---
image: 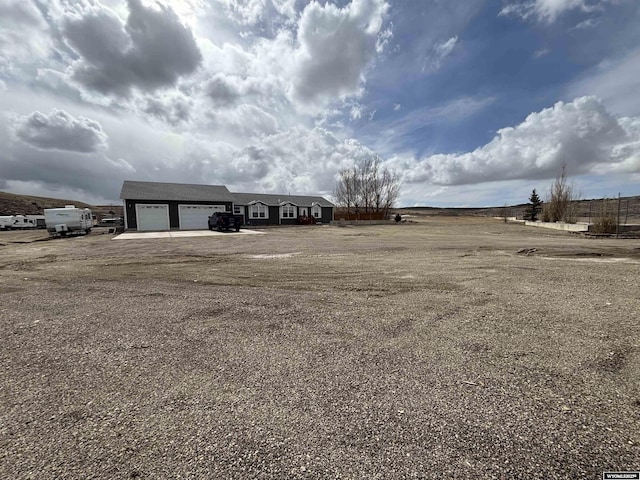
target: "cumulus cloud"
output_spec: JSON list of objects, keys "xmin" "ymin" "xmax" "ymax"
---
[
  {"xmin": 0, "ymin": 112, "xmax": 132, "ymax": 202},
  {"xmin": 117, "ymin": 125, "xmax": 381, "ymax": 198},
  {"xmin": 0, "ymin": 0, "xmax": 52, "ymax": 69},
  {"xmin": 291, "ymin": 0, "xmax": 389, "ymax": 105},
  {"xmin": 62, "ymin": 0, "xmax": 202, "ymax": 95},
  {"xmin": 142, "ymin": 91, "xmax": 193, "ymax": 125},
  {"xmin": 15, "ymin": 109, "xmax": 108, "ymax": 153},
  {"xmin": 216, "ymin": 0, "xmax": 298, "ymax": 26},
  {"xmin": 500, "ymin": 0, "xmax": 610, "ymax": 23},
  {"xmin": 204, "ymin": 73, "xmax": 244, "ymax": 106},
  {"xmin": 397, "ymin": 96, "xmax": 639, "ymax": 185},
  {"xmin": 206, "ymin": 104, "xmax": 280, "ymax": 139},
  {"xmin": 233, "ymin": 126, "xmax": 383, "ymax": 194}
]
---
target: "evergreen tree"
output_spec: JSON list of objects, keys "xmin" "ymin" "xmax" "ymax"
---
[{"xmin": 525, "ymin": 189, "xmax": 543, "ymax": 221}]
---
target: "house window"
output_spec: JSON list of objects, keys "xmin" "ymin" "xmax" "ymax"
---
[
  {"xmin": 234, "ymin": 206, "xmax": 242, "ymax": 215},
  {"xmin": 250, "ymin": 203, "xmax": 267, "ymax": 219},
  {"xmin": 281, "ymin": 204, "xmax": 296, "ymax": 218},
  {"xmin": 311, "ymin": 205, "xmax": 321, "ymax": 218}
]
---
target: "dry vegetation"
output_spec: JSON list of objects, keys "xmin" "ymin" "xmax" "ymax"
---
[
  {"xmin": 0, "ymin": 191, "xmax": 122, "ymax": 219},
  {"xmin": 397, "ymin": 195, "xmax": 640, "ymax": 224},
  {"xmin": 1, "ymin": 217, "xmax": 639, "ymax": 479}
]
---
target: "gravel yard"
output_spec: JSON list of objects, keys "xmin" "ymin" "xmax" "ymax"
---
[{"xmin": 1, "ymin": 217, "xmax": 639, "ymax": 479}]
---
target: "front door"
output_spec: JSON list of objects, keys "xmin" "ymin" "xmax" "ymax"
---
[{"xmin": 299, "ymin": 207, "xmax": 308, "ymax": 217}]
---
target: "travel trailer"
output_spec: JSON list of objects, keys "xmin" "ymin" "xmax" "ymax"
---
[
  {"xmin": 25, "ymin": 215, "xmax": 46, "ymax": 229},
  {"xmin": 0, "ymin": 216, "xmax": 14, "ymax": 230},
  {"xmin": 11, "ymin": 215, "xmax": 37, "ymax": 229},
  {"xmin": 44, "ymin": 206, "xmax": 93, "ymax": 236},
  {"xmin": 0, "ymin": 215, "xmax": 37, "ymax": 230}
]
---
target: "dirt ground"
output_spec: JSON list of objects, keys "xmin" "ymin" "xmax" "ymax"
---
[{"xmin": 1, "ymin": 217, "xmax": 639, "ymax": 479}]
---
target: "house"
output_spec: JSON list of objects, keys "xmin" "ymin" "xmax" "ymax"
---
[
  {"xmin": 120, "ymin": 181, "xmax": 334, "ymax": 231},
  {"xmin": 232, "ymin": 192, "xmax": 334, "ymax": 226}
]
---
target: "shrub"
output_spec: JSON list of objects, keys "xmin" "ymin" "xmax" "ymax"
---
[
  {"xmin": 592, "ymin": 199, "xmax": 617, "ymax": 234},
  {"xmin": 541, "ymin": 204, "xmax": 551, "ymax": 222}
]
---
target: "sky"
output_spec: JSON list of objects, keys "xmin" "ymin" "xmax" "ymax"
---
[{"xmin": 0, "ymin": 0, "xmax": 639, "ymax": 207}]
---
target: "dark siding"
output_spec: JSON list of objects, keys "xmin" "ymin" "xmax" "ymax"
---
[
  {"xmin": 280, "ymin": 218, "xmax": 297, "ymax": 225},
  {"xmin": 124, "ymin": 199, "xmax": 233, "ymax": 230},
  {"xmin": 169, "ymin": 203, "xmax": 179, "ymax": 229},
  {"xmin": 321, "ymin": 207, "xmax": 333, "ymax": 224},
  {"xmin": 246, "ymin": 219, "xmax": 270, "ymax": 226},
  {"xmin": 269, "ymin": 206, "xmax": 280, "ymax": 225}
]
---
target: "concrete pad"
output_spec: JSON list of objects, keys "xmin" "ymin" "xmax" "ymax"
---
[
  {"xmin": 524, "ymin": 221, "xmax": 589, "ymax": 232},
  {"xmin": 113, "ymin": 229, "xmax": 265, "ymax": 240}
]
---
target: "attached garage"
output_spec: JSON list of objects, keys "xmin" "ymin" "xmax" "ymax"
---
[
  {"xmin": 178, "ymin": 204, "xmax": 226, "ymax": 230},
  {"xmin": 136, "ymin": 204, "xmax": 169, "ymax": 231},
  {"xmin": 121, "ymin": 181, "xmax": 235, "ymax": 231}
]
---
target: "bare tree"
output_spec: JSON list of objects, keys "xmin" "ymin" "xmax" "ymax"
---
[
  {"xmin": 335, "ymin": 156, "xmax": 400, "ymax": 218},
  {"xmin": 546, "ymin": 163, "xmax": 579, "ymax": 223},
  {"xmin": 334, "ymin": 167, "xmax": 356, "ymax": 215}
]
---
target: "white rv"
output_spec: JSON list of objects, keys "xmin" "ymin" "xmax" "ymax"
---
[
  {"xmin": 10, "ymin": 215, "xmax": 37, "ymax": 229},
  {"xmin": 0, "ymin": 216, "xmax": 15, "ymax": 230},
  {"xmin": 25, "ymin": 215, "xmax": 46, "ymax": 229},
  {"xmin": 44, "ymin": 206, "xmax": 93, "ymax": 236}
]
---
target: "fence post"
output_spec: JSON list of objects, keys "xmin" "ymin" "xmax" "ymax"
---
[
  {"xmin": 616, "ymin": 193, "xmax": 621, "ymax": 236},
  {"xmin": 624, "ymin": 200, "xmax": 629, "ymax": 226}
]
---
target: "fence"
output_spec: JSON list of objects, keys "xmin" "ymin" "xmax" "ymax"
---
[{"xmin": 335, "ymin": 212, "xmax": 388, "ymax": 221}]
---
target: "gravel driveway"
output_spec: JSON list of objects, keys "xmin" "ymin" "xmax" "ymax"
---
[{"xmin": 1, "ymin": 218, "xmax": 639, "ymax": 479}]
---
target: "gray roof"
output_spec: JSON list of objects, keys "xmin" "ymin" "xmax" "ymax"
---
[
  {"xmin": 120, "ymin": 181, "xmax": 235, "ymax": 202},
  {"xmin": 232, "ymin": 192, "xmax": 334, "ymax": 207}
]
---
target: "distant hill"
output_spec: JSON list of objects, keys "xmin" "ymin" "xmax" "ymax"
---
[
  {"xmin": 0, "ymin": 191, "xmax": 123, "ymax": 219},
  {"xmin": 397, "ymin": 195, "xmax": 640, "ymax": 222}
]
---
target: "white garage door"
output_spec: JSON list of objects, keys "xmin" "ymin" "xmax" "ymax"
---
[
  {"xmin": 179, "ymin": 204, "xmax": 226, "ymax": 230},
  {"xmin": 136, "ymin": 204, "xmax": 170, "ymax": 231}
]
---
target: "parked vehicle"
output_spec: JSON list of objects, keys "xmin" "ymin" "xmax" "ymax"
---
[
  {"xmin": 0, "ymin": 215, "xmax": 37, "ymax": 230},
  {"xmin": 0, "ymin": 216, "xmax": 15, "ymax": 230},
  {"xmin": 44, "ymin": 206, "xmax": 93, "ymax": 236},
  {"xmin": 97, "ymin": 217, "xmax": 123, "ymax": 227},
  {"xmin": 25, "ymin": 215, "xmax": 46, "ymax": 229},
  {"xmin": 11, "ymin": 215, "xmax": 37, "ymax": 229},
  {"xmin": 208, "ymin": 212, "xmax": 243, "ymax": 232}
]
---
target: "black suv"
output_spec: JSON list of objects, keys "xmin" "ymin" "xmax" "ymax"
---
[{"xmin": 208, "ymin": 212, "xmax": 243, "ymax": 232}]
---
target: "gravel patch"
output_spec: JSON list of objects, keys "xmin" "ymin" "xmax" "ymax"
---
[{"xmin": 1, "ymin": 217, "xmax": 639, "ymax": 479}]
